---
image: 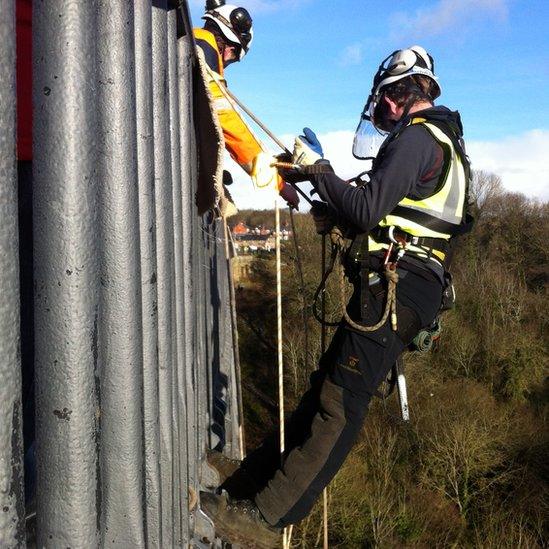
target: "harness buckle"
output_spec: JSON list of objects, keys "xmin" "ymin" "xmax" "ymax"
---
[{"xmin": 386, "ymin": 226, "xmax": 408, "ymax": 264}]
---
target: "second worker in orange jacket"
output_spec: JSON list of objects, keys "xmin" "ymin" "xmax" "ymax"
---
[{"xmin": 194, "ymin": 2, "xmax": 299, "ymax": 208}]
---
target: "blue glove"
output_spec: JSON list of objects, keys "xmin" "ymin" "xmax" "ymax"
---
[
  {"xmin": 293, "ymin": 127, "xmax": 324, "ymax": 166},
  {"xmin": 300, "ymin": 128, "xmax": 323, "ymax": 157}
]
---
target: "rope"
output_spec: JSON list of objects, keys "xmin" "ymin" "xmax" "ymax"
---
[
  {"xmin": 275, "ymin": 201, "xmax": 291, "ymax": 549},
  {"xmin": 340, "ymin": 262, "xmax": 399, "ymax": 332},
  {"xmin": 289, "ymin": 207, "xmax": 310, "ymax": 374},
  {"xmin": 323, "ymin": 489, "xmax": 329, "ymax": 549}
]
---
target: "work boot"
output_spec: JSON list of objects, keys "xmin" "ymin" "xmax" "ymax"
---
[
  {"xmin": 206, "ymin": 450, "xmax": 241, "ymax": 484},
  {"xmin": 200, "ymin": 491, "xmax": 281, "ymax": 549}
]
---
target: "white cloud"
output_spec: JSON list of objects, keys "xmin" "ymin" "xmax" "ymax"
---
[
  {"xmin": 339, "ymin": 44, "xmax": 364, "ymax": 67},
  {"xmin": 226, "ymin": 128, "xmax": 548, "ymax": 211},
  {"xmin": 468, "ymin": 130, "xmax": 549, "ymax": 200},
  {"xmin": 390, "ymin": 0, "xmax": 508, "ymax": 40}
]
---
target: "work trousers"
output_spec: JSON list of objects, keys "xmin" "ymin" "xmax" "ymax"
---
[{"xmin": 225, "ymin": 265, "xmax": 443, "ymax": 527}]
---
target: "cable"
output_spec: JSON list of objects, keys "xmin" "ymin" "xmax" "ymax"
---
[
  {"xmin": 275, "ymin": 202, "xmax": 291, "ymax": 549},
  {"xmin": 288, "ymin": 207, "xmax": 310, "ymax": 374}
]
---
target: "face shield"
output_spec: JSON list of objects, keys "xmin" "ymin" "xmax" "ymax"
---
[
  {"xmin": 352, "ymin": 101, "xmax": 386, "ymax": 160},
  {"xmin": 353, "ymin": 46, "xmax": 440, "ymax": 159}
]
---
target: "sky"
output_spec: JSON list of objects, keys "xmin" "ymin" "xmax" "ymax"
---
[{"xmin": 189, "ymin": 0, "xmax": 549, "ymax": 209}]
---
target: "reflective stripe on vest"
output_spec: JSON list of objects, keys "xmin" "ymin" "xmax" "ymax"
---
[{"xmin": 369, "ymin": 119, "xmax": 468, "ymax": 261}]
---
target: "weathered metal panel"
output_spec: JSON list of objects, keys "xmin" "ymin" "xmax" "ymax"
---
[
  {"xmin": 33, "ymin": 1, "xmax": 101, "ymax": 546},
  {"xmin": 216, "ymin": 230, "xmax": 241, "ymax": 459},
  {"xmin": 167, "ymin": 7, "xmax": 186, "ymax": 543},
  {"xmin": 95, "ymin": 2, "xmax": 145, "ymax": 545},
  {"xmin": 16, "ymin": 1, "xmax": 244, "ymax": 545},
  {"xmin": 177, "ymin": 29, "xmax": 200, "ymax": 511},
  {"xmin": 134, "ymin": 1, "xmax": 161, "ymax": 546},
  {"xmin": 0, "ymin": 1, "xmax": 25, "ymax": 546},
  {"xmin": 152, "ymin": 3, "xmax": 176, "ymax": 545}
]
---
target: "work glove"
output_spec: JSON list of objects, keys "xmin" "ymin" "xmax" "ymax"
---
[
  {"xmin": 273, "ymin": 152, "xmax": 310, "ymax": 184},
  {"xmin": 251, "ymin": 151, "xmax": 279, "ymax": 190},
  {"xmin": 310, "ymin": 200, "xmax": 335, "ymax": 235},
  {"xmin": 279, "ymin": 181, "xmax": 300, "ymax": 210},
  {"xmin": 293, "ymin": 127, "xmax": 323, "ymax": 167}
]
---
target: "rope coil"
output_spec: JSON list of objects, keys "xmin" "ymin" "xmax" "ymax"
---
[
  {"xmin": 312, "ymin": 227, "xmax": 401, "ymax": 333},
  {"xmin": 340, "ymin": 263, "xmax": 399, "ymax": 332}
]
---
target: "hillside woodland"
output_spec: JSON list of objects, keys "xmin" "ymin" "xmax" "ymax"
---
[{"xmin": 233, "ymin": 172, "xmax": 548, "ymax": 548}]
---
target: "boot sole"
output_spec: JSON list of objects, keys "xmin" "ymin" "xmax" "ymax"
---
[{"xmin": 213, "ymin": 515, "xmax": 280, "ymax": 549}]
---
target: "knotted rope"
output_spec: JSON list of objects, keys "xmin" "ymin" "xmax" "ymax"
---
[{"xmin": 340, "ymin": 262, "xmax": 399, "ymax": 333}]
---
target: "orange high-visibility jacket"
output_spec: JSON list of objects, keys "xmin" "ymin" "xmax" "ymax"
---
[{"xmin": 194, "ymin": 28, "xmax": 263, "ymax": 176}]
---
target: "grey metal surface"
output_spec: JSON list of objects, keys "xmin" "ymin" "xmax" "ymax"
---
[
  {"xmin": 33, "ymin": 1, "xmax": 101, "ymax": 546},
  {"xmin": 217, "ymin": 225, "xmax": 242, "ymax": 459},
  {"xmin": 7, "ymin": 1, "xmax": 245, "ymax": 546},
  {"xmin": 177, "ymin": 30, "xmax": 200, "ymax": 514},
  {"xmin": 134, "ymin": 1, "xmax": 161, "ymax": 546},
  {"xmin": 95, "ymin": 2, "xmax": 145, "ymax": 545},
  {"xmin": 152, "ymin": 3, "xmax": 177, "ymax": 546},
  {"xmin": 0, "ymin": 1, "xmax": 25, "ymax": 546},
  {"xmin": 167, "ymin": 8, "xmax": 186, "ymax": 543}
]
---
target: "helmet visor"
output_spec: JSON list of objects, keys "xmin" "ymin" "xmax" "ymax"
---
[{"xmin": 352, "ymin": 107, "xmax": 386, "ymax": 160}]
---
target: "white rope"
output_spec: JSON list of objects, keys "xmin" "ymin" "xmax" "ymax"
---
[
  {"xmin": 323, "ymin": 489, "xmax": 329, "ymax": 548},
  {"xmin": 275, "ymin": 201, "xmax": 290, "ymax": 549}
]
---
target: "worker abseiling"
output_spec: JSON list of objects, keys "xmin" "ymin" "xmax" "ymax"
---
[
  {"xmin": 200, "ymin": 45, "xmax": 473, "ymax": 548},
  {"xmin": 194, "ymin": 1, "xmax": 298, "ymax": 207}
]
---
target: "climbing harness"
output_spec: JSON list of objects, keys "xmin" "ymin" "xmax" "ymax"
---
[{"xmin": 311, "ymin": 225, "xmax": 409, "ymax": 335}]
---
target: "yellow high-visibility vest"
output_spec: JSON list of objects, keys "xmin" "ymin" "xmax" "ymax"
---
[{"xmin": 369, "ymin": 117, "xmax": 469, "ymax": 263}]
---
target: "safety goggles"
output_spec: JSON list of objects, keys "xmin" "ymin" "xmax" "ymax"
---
[{"xmin": 230, "ymin": 7, "xmax": 252, "ymax": 45}]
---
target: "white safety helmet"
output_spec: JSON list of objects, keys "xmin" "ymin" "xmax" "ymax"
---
[
  {"xmin": 202, "ymin": 4, "xmax": 254, "ymax": 60},
  {"xmin": 352, "ymin": 46, "xmax": 441, "ymax": 158},
  {"xmin": 371, "ymin": 46, "xmax": 440, "ymax": 101}
]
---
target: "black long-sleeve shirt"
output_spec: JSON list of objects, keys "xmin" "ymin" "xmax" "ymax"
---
[
  {"xmin": 312, "ymin": 106, "xmax": 464, "ymax": 281},
  {"xmin": 313, "ymin": 108, "xmax": 459, "ymax": 232}
]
